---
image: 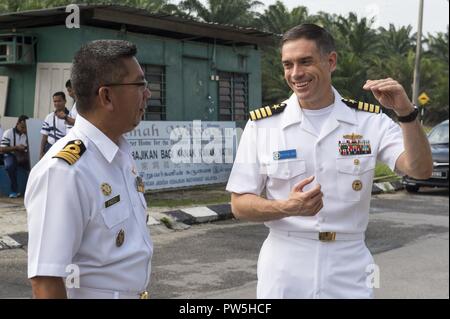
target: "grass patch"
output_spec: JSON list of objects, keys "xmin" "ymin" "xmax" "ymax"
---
[
  {"xmin": 159, "ymin": 216, "xmax": 173, "ymax": 229},
  {"xmin": 145, "ymin": 184, "xmax": 230, "ymax": 207},
  {"xmin": 374, "ymin": 162, "xmax": 401, "ymax": 182},
  {"xmin": 375, "ymin": 162, "xmax": 394, "ymax": 178}
]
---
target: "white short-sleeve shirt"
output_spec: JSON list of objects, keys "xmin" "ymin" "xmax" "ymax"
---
[
  {"xmin": 40, "ymin": 111, "xmax": 67, "ymax": 145},
  {"xmin": 226, "ymin": 87, "xmax": 405, "ymax": 233},
  {"xmin": 26, "ymin": 114, "xmax": 153, "ymax": 293}
]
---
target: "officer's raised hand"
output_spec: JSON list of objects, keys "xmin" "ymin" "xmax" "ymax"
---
[
  {"xmin": 363, "ymin": 78, "xmax": 414, "ymax": 116},
  {"xmin": 283, "ymin": 176, "xmax": 323, "ymax": 216}
]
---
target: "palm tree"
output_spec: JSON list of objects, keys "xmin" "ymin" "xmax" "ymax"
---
[
  {"xmin": 254, "ymin": 1, "xmax": 311, "ymax": 35},
  {"xmin": 425, "ymin": 26, "xmax": 449, "ymax": 63},
  {"xmin": 178, "ymin": 0, "xmax": 263, "ymax": 26},
  {"xmin": 335, "ymin": 12, "xmax": 379, "ymax": 54},
  {"xmin": 0, "ymin": 0, "xmax": 179, "ymax": 14},
  {"xmin": 260, "ymin": 46, "xmax": 291, "ymax": 105},
  {"xmin": 422, "ymin": 26, "xmax": 449, "ymax": 124},
  {"xmin": 378, "ymin": 24, "xmax": 415, "ymax": 57},
  {"xmin": 333, "ymin": 51, "xmax": 371, "ymax": 100},
  {"xmin": 0, "ymin": 0, "xmax": 46, "ymax": 12}
]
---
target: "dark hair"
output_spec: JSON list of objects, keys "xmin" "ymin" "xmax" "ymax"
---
[
  {"xmin": 65, "ymin": 79, "xmax": 71, "ymax": 88},
  {"xmin": 281, "ymin": 24, "xmax": 336, "ymax": 55},
  {"xmin": 17, "ymin": 115, "xmax": 29, "ymax": 123},
  {"xmin": 53, "ymin": 91, "xmax": 66, "ymax": 101},
  {"xmin": 70, "ymin": 40, "xmax": 138, "ymax": 114}
]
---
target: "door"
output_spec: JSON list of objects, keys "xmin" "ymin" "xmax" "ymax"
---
[
  {"xmin": 182, "ymin": 57, "xmax": 209, "ymax": 120},
  {"xmin": 33, "ymin": 63, "xmax": 72, "ymax": 119}
]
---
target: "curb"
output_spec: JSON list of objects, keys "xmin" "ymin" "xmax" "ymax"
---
[
  {"xmin": 152, "ymin": 181, "xmax": 405, "ymax": 226},
  {"xmin": 372, "ymin": 180, "xmax": 404, "ymax": 194},
  {"xmin": 149, "ymin": 203, "xmax": 233, "ymax": 227},
  {"xmin": 0, "ymin": 235, "xmax": 23, "ymax": 250}
]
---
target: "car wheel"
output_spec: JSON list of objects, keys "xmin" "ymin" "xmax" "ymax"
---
[{"xmin": 406, "ymin": 185, "xmax": 420, "ymax": 193}]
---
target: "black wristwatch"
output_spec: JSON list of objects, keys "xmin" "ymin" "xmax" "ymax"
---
[{"xmin": 397, "ymin": 107, "xmax": 419, "ymax": 123}]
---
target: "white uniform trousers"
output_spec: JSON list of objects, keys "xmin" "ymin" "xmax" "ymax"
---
[{"xmin": 257, "ymin": 229, "xmax": 375, "ymax": 299}]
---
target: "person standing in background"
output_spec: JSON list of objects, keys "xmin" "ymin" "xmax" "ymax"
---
[
  {"xmin": 0, "ymin": 115, "xmax": 30, "ymax": 198},
  {"xmin": 39, "ymin": 91, "xmax": 69, "ymax": 158}
]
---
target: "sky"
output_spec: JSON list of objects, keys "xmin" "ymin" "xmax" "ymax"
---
[{"xmin": 174, "ymin": 0, "xmax": 449, "ymax": 35}]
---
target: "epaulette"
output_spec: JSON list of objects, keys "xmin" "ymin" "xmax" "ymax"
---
[
  {"xmin": 249, "ymin": 103, "xmax": 287, "ymax": 121},
  {"xmin": 52, "ymin": 139, "xmax": 86, "ymax": 165},
  {"xmin": 341, "ymin": 98, "xmax": 382, "ymax": 114}
]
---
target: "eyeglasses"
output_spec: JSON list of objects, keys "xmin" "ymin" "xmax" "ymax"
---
[{"xmin": 96, "ymin": 79, "xmax": 149, "ymax": 94}]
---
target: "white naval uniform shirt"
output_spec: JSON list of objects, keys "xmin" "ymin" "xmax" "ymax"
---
[
  {"xmin": 26, "ymin": 114, "xmax": 153, "ymax": 294},
  {"xmin": 40, "ymin": 111, "xmax": 67, "ymax": 145},
  {"xmin": 226, "ymin": 87, "xmax": 405, "ymax": 234}
]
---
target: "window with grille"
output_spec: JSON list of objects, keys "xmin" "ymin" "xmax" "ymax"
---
[
  {"xmin": 142, "ymin": 64, "xmax": 166, "ymax": 120},
  {"xmin": 218, "ymin": 72, "xmax": 248, "ymax": 121}
]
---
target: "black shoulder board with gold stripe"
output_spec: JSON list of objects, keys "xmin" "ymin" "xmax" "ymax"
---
[
  {"xmin": 341, "ymin": 98, "xmax": 382, "ymax": 114},
  {"xmin": 249, "ymin": 103, "xmax": 287, "ymax": 121},
  {"xmin": 52, "ymin": 139, "xmax": 86, "ymax": 165}
]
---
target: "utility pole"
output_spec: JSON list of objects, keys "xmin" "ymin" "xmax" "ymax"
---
[{"xmin": 412, "ymin": 0, "xmax": 424, "ymax": 123}]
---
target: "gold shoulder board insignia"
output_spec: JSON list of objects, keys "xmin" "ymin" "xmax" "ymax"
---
[
  {"xmin": 249, "ymin": 103, "xmax": 287, "ymax": 121},
  {"xmin": 341, "ymin": 98, "xmax": 382, "ymax": 114},
  {"xmin": 52, "ymin": 139, "xmax": 86, "ymax": 165}
]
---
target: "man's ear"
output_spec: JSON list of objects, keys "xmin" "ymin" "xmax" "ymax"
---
[
  {"xmin": 329, "ymin": 51, "xmax": 337, "ymax": 73},
  {"xmin": 98, "ymin": 87, "xmax": 114, "ymax": 112}
]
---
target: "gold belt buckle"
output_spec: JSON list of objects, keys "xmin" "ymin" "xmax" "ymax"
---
[
  {"xmin": 139, "ymin": 291, "xmax": 149, "ymax": 299},
  {"xmin": 319, "ymin": 232, "xmax": 336, "ymax": 242}
]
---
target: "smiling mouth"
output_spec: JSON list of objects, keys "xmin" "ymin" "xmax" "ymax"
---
[{"xmin": 293, "ymin": 80, "xmax": 312, "ymax": 89}]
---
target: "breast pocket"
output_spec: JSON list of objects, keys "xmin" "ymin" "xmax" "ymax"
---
[
  {"xmin": 336, "ymin": 156, "xmax": 376, "ymax": 201},
  {"xmin": 100, "ymin": 200, "xmax": 130, "ymax": 229},
  {"xmin": 266, "ymin": 160, "xmax": 307, "ymax": 198}
]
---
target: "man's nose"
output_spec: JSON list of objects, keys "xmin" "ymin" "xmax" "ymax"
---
[
  {"xmin": 292, "ymin": 64, "xmax": 305, "ymax": 78},
  {"xmin": 144, "ymin": 87, "xmax": 151, "ymax": 100}
]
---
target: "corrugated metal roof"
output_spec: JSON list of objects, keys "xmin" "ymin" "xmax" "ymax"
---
[{"xmin": 0, "ymin": 4, "xmax": 279, "ymax": 46}]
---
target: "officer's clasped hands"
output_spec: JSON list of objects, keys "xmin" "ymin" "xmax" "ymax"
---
[{"xmin": 283, "ymin": 176, "xmax": 324, "ymax": 216}]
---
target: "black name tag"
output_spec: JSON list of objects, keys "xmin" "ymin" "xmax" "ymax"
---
[{"xmin": 104, "ymin": 195, "xmax": 120, "ymax": 208}]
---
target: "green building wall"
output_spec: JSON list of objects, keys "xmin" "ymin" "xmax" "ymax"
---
[{"xmin": 0, "ymin": 25, "xmax": 262, "ymax": 121}]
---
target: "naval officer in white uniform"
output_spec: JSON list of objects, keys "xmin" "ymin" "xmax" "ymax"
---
[
  {"xmin": 226, "ymin": 24, "xmax": 433, "ymax": 299},
  {"xmin": 26, "ymin": 40, "xmax": 152, "ymax": 299}
]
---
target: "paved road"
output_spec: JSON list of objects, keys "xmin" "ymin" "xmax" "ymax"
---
[{"xmin": 0, "ymin": 188, "xmax": 448, "ymax": 299}]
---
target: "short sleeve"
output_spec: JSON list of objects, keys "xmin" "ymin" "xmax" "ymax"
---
[
  {"xmin": 40, "ymin": 114, "xmax": 51, "ymax": 136},
  {"xmin": 376, "ymin": 114, "xmax": 405, "ymax": 172},
  {"xmin": 25, "ymin": 165, "xmax": 90, "ymax": 278},
  {"xmin": 1, "ymin": 129, "xmax": 11, "ymax": 147},
  {"xmin": 226, "ymin": 120, "xmax": 266, "ymax": 195}
]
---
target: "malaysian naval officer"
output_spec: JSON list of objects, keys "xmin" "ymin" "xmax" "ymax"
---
[
  {"xmin": 226, "ymin": 24, "xmax": 433, "ymax": 298},
  {"xmin": 25, "ymin": 40, "xmax": 152, "ymax": 299}
]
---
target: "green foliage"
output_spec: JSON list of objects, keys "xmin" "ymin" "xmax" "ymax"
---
[
  {"xmin": 0, "ymin": 0, "xmax": 180, "ymax": 14},
  {"xmin": 375, "ymin": 163, "xmax": 395, "ymax": 178},
  {"xmin": 178, "ymin": 0, "xmax": 263, "ymax": 26}
]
